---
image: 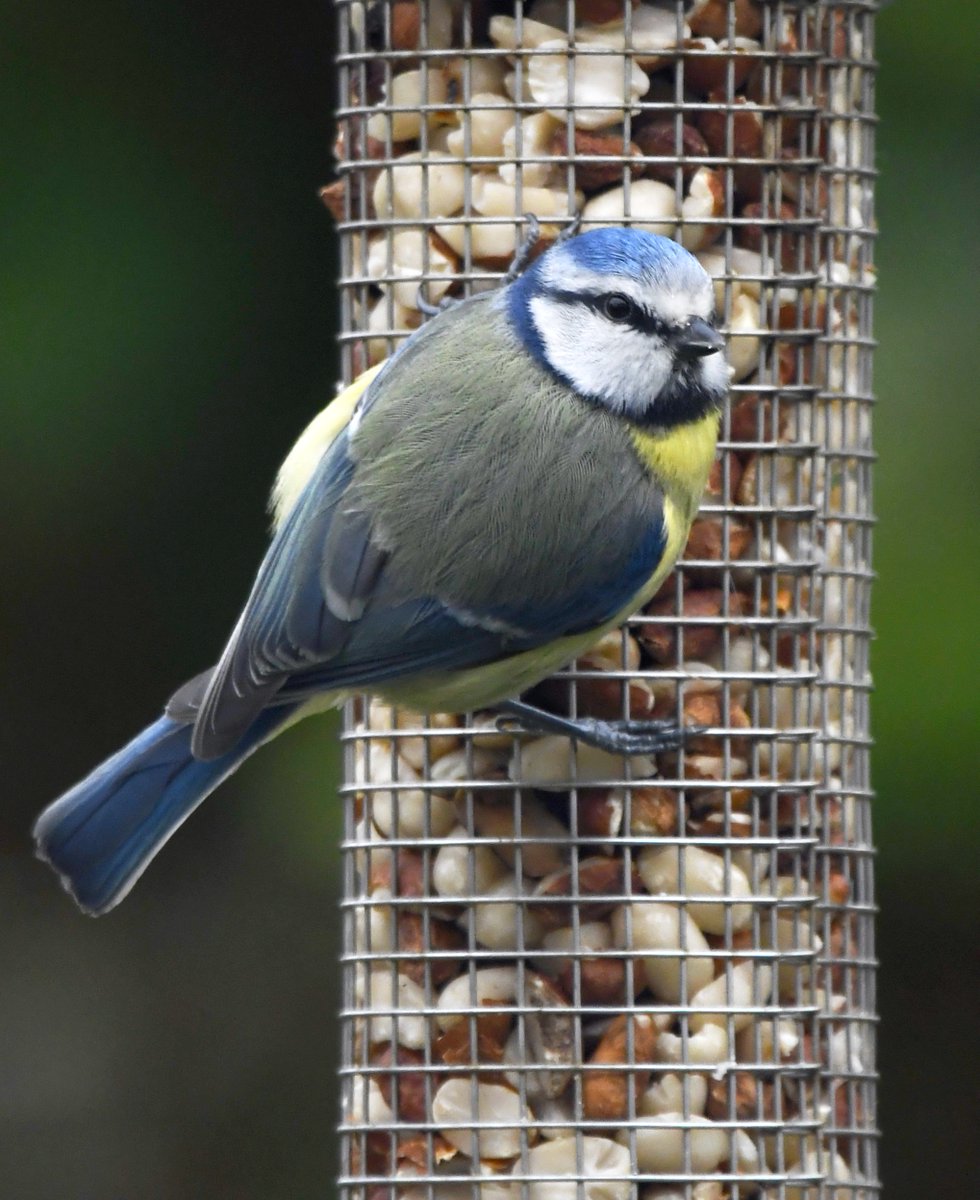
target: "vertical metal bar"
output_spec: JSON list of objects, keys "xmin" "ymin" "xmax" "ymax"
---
[{"xmin": 332, "ymin": 3, "xmax": 879, "ymax": 1197}]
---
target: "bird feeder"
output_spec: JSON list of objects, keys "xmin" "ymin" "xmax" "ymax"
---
[{"xmin": 330, "ymin": 1, "xmax": 878, "ymax": 1196}]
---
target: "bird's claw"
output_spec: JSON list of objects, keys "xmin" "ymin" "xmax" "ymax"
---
[{"xmin": 495, "ymin": 700, "xmax": 703, "ymax": 757}]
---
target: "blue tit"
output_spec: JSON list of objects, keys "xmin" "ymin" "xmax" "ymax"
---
[{"xmin": 34, "ymin": 226, "xmax": 729, "ymax": 914}]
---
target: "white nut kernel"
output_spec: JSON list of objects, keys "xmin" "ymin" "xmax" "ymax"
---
[
  {"xmin": 728, "ymin": 290, "xmax": 762, "ymax": 382},
  {"xmin": 528, "ymin": 40, "xmax": 650, "ymax": 130},
  {"xmin": 639, "ymin": 1072, "xmax": 708, "ymax": 1117},
  {"xmin": 582, "ymin": 179, "xmax": 678, "ymax": 235},
  {"xmin": 353, "ymin": 888, "xmax": 394, "ymax": 955},
  {"xmin": 366, "ymin": 67, "xmax": 450, "ymax": 143},
  {"xmin": 500, "ymin": 111, "xmax": 562, "ymax": 186},
  {"xmin": 357, "ymin": 970, "xmax": 428, "ymax": 1049},
  {"xmin": 655, "ymin": 1023, "xmax": 730, "ymax": 1067},
  {"xmin": 736, "ymin": 1017, "xmax": 802, "ymax": 1063},
  {"xmin": 358, "ymin": 739, "xmax": 457, "ymax": 839},
  {"xmin": 345, "ymin": 1073, "xmax": 394, "ymax": 1124},
  {"xmin": 637, "ymin": 845, "xmax": 752, "ymax": 934},
  {"xmin": 431, "ymin": 1078, "xmax": 530, "ymax": 1160},
  {"xmin": 471, "ymin": 174, "xmax": 580, "ymax": 219},
  {"xmin": 364, "ymin": 294, "xmax": 420, "ymax": 364},
  {"xmin": 489, "ymin": 15, "xmax": 568, "ymax": 50},
  {"xmin": 515, "ymin": 1135, "xmax": 632, "ymax": 1200},
  {"xmin": 366, "ymin": 231, "xmax": 457, "ymax": 312},
  {"xmin": 472, "ymin": 876, "xmax": 546, "ymax": 951},
  {"xmin": 432, "ymin": 827, "xmax": 508, "ymax": 899},
  {"xmin": 444, "ymin": 55, "xmax": 510, "ymax": 98},
  {"xmin": 435, "ymin": 218, "xmax": 532, "ymax": 262},
  {"xmin": 437, "ymin": 966, "xmax": 517, "ymax": 1030},
  {"xmin": 689, "ymin": 961, "xmax": 774, "ymax": 1033},
  {"xmin": 514, "ymin": 735, "xmax": 655, "ymax": 789},
  {"xmin": 471, "ymin": 794, "xmax": 569, "ymax": 877},
  {"xmin": 611, "ymin": 901, "xmax": 714, "ymax": 1001},
  {"xmin": 579, "ymin": 5, "xmax": 690, "ymax": 63},
  {"xmin": 446, "ymin": 93, "xmax": 514, "ymax": 158},
  {"xmin": 536, "ymin": 920, "xmax": 613, "ymax": 976},
  {"xmin": 679, "ymin": 166, "xmax": 724, "ymax": 251},
  {"xmin": 619, "ymin": 1113, "xmax": 728, "ymax": 1174},
  {"xmin": 372, "ymin": 152, "xmax": 466, "ymax": 220}
]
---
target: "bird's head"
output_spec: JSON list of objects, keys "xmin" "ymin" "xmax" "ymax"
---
[{"xmin": 503, "ymin": 227, "xmax": 729, "ymax": 427}]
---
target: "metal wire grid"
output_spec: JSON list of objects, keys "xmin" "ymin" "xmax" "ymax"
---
[{"xmin": 331, "ymin": 2, "xmax": 878, "ymax": 1197}]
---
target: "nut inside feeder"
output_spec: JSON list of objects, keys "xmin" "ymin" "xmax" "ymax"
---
[{"xmin": 334, "ymin": 1, "xmax": 878, "ymax": 1197}]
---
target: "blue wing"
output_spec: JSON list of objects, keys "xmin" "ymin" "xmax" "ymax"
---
[{"xmin": 188, "ymin": 419, "xmax": 667, "ymax": 759}]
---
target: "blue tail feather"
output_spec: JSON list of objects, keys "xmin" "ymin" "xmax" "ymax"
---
[{"xmin": 34, "ymin": 706, "xmax": 294, "ymax": 915}]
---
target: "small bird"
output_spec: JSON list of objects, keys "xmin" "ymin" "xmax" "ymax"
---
[{"xmin": 34, "ymin": 225, "xmax": 728, "ymax": 914}]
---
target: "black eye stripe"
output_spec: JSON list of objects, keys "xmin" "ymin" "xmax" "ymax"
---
[{"xmin": 548, "ymin": 288, "xmax": 673, "ymax": 339}]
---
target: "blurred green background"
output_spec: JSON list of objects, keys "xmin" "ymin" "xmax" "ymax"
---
[{"xmin": 1, "ymin": 2, "xmax": 976, "ymax": 1196}]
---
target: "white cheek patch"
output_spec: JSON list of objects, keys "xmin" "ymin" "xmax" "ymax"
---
[
  {"xmin": 530, "ymin": 296, "xmax": 672, "ymax": 418},
  {"xmin": 701, "ymin": 347, "xmax": 732, "ymax": 394}
]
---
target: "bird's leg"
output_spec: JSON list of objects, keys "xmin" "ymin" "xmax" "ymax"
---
[
  {"xmin": 416, "ymin": 284, "xmax": 461, "ymax": 316},
  {"xmin": 503, "ymin": 213, "xmax": 585, "ymax": 285},
  {"xmin": 495, "ymin": 698, "xmax": 698, "ymax": 757},
  {"xmin": 502, "ymin": 214, "xmax": 542, "ymax": 284},
  {"xmin": 554, "ymin": 210, "xmax": 584, "ymax": 245}
]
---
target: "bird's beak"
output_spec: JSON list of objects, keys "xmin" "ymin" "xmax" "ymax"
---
[{"xmin": 675, "ymin": 317, "xmax": 725, "ymax": 360}]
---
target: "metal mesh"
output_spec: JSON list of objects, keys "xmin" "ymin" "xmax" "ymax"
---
[{"xmin": 331, "ymin": 2, "xmax": 878, "ymax": 1196}]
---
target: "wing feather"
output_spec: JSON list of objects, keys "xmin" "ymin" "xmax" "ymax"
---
[{"xmin": 191, "ymin": 296, "xmax": 669, "ymax": 759}]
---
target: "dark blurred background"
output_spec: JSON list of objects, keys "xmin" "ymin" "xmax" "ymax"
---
[{"xmin": 1, "ymin": 2, "xmax": 976, "ymax": 1197}]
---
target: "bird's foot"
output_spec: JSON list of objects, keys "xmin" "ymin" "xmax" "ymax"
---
[
  {"xmin": 495, "ymin": 699, "xmax": 698, "ymax": 757},
  {"xmin": 502, "ymin": 211, "xmax": 583, "ymax": 284},
  {"xmin": 416, "ymin": 286, "xmax": 461, "ymax": 317}
]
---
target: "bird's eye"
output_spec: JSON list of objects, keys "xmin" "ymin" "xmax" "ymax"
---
[{"xmin": 602, "ymin": 293, "xmax": 635, "ymax": 323}]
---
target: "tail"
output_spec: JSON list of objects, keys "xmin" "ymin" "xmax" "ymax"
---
[{"xmin": 34, "ymin": 705, "xmax": 295, "ymax": 915}]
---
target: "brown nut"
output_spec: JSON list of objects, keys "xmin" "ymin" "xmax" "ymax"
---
[
  {"xmin": 390, "ymin": 0, "xmax": 421, "ymax": 50},
  {"xmin": 550, "ymin": 127, "xmax": 643, "ymax": 193},
  {"xmin": 633, "ymin": 119, "xmax": 709, "ymax": 185},
  {"xmin": 689, "ymin": 0, "xmax": 763, "ymax": 40},
  {"xmin": 682, "ymin": 693, "xmax": 752, "ymax": 755},
  {"xmin": 369, "ymin": 848, "xmax": 426, "ymax": 899},
  {"xmin": 534, "ymin": 857, "xmax": 640, "ymax": 929},
  {"xmin": 534, "ymin": 671, "xmax": 655, "ymax": 723},
  {"xmin": 435, "ymin": 1004, "xmax": 511, "ymax": 1066},
  {"xmin": 575, "ymin": 788, "xmax": 625, "ymax": 841},
  {"xmin": 350, "ymin": 1132, "xmax": 392, "ymax": 1178},
  {"xmin": 682, "ymin": 38, "xmax": 760, "ymax": 95},
  {"xmin": 397, "ymin": 1133, "xmax": 458, "ymax": 1168},
  {"xmin": 705, "ymin": 453, "xmax": 744, "ymax": 504},
  {"xmin": 827, "ymin": 870, "xmax": 851, "ymax": 906},
  {"xmin": 706, "ymin": 1071, "xmax": 768, "ymax": 1121},
  {"xmin": 575, "ymin": 0, "xmax": 639, "ymax": 22},
  {"xmin": 371, "ymin": 1043, "xmax": 429, "ymax": 1123},
  {"xmin": 699, "ymin": 92, "xmax": 764, "ymax": 163},
  {"xmin": 319, "ymin": 180, "xmax": 346, "ymax": 221},
  {"xmin": 705, "ymin": 926, "xmax": 756, "ymax": 972},
  {"xmin": 629, "ymin": 786, "xmax": 680, "ymax": 835},
  {"xmin": 558, "ymin": 956, "xmax": 631, "ymax": 1007},
  {"xmin": 396, "ymin": 912, "xmax": 467, "ymax": 987},
  {"xmin": 582, "ymin": 1012, "xmax": 658, "ymax": 1121},
  {"xmin": 682, "ymin": 517, "xmax": 753, "ymax": 575},
  {"xmin": 729, "ymin": 392, "xmax": 781, "ymax": 449},
  {"xmin": 639, "ymin": 588, "xmax": 748, "ymax": 664}
]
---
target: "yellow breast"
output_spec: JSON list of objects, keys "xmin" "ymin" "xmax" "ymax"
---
[{"xmin": 628, "ymin": 411, "xmax": 719, "ymax": 528}]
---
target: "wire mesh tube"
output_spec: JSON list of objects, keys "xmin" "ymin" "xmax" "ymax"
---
[{"xmin": 332, "ymin": 2, "xmax": 878, "ymax": 1196}]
